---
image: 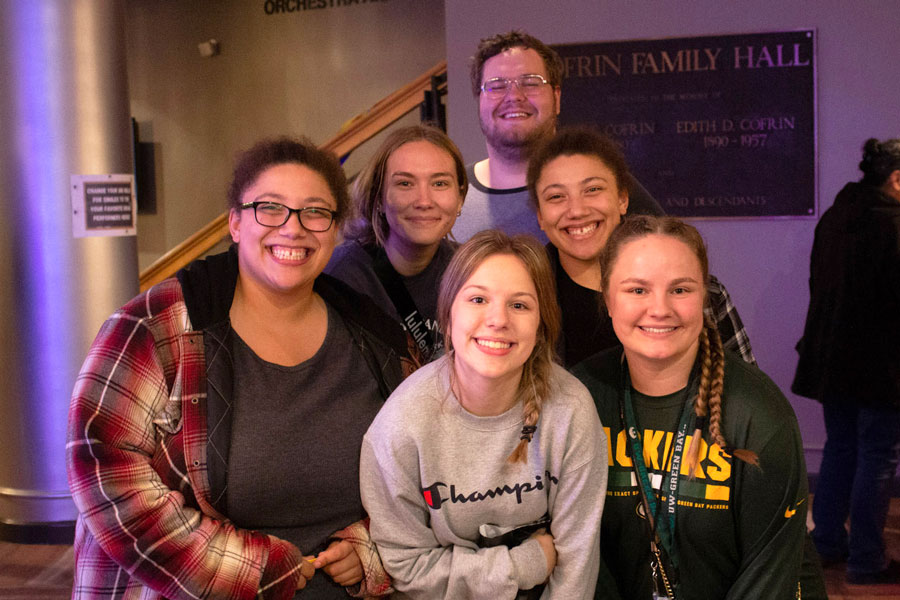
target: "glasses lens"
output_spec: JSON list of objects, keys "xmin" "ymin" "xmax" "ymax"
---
[
  {"xmin": 300, "ymin": 207, "xmax": 333, "ymax": 232},
  {"xmin": 255, "ymin": 202, "xmax": 289, "ymax": 226},
  {"xmin": 519, "ymin": 75, "xmax": 546, "ymax": 94},
  {"xmin": 483, "ymin": 78, "xmax": 510, "ymax": 95}
]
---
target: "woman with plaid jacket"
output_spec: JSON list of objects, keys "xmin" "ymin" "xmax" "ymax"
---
[{"xmin": 67, "ymin": 138, "xmax": 415, "ymax": 599}]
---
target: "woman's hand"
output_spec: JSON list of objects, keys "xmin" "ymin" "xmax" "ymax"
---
[
  {"xmin": 314, "ymin": 540, "xmax": 364, "ymax": 586},
  {"xmin": 296, "ymin": 557, "xmax": 316, "ymax": 590},
  {"xmin": 531, "ymin": 529, "xmax": 557, "ymax": 579}
]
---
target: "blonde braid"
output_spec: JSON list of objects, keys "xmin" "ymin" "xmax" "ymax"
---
[
  {"xmin": 705, "ymin": 322, "xmax": 728, "ymax": 451},
  {"xmin": 598, "ymin": 216, "xmax": 762, "ymax": 474},
  {"xmin": 685, "ymin": 326, "xmax": 712, "ymax": 477},
  {"xmin": 701, "ymin": 319, "xmax": 759, "ymax": 467},
  {"xmin": 507, "ymin": 355, "xmax": 550, "ymax": 464}
]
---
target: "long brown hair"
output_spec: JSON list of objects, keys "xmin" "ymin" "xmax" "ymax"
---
[
  {"xmin": 344, "ymin": 124, "xmax": 467, "ymax": 246},
  {"xmin": 600, "ymin": 215, "xmax": 759, "ymax": 475},
  {"xmin": 437, "ymin": 230, "xmax": 560, "ymax": 463}
]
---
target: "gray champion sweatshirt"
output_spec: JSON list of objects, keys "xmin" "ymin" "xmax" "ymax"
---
[{"xmin": 361, "ymin": 357, "xmax": 608, "ymax": 599}]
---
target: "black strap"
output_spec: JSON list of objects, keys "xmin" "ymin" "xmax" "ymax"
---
[{"xmin": 367, "ymin": 244, "xmax": 437, "ymax": 361}]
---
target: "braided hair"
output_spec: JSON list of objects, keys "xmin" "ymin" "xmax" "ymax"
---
[
  {"xmin": 600, "ymin": 215, "xmax": 759, "ymax": 475},
  {"xmin": 436, "ymin": 230, "xmax": 561, "ymax": 464}
]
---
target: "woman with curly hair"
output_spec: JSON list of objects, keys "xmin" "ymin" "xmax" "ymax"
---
[{"xmin": 67, "ymin": 137, "xmax": 413, "ymax": 599}]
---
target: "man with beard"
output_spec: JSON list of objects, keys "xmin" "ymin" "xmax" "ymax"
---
[{"xmin": 453, "ymin": 30, "xmax": 664, "ymax": 243}]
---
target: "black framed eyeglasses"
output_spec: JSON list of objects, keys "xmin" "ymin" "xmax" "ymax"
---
[
  {"xmin": 240, "ymin": 201, "xmax": 336, "ymax": 232},
  {"xmin": 480, "ymin": 74, "xmax": 551, "ymax": 97}
]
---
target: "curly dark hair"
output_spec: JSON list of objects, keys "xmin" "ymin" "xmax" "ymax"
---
[
  {"xmin": 859, "ymin": 137, "xmax": 900, "ymax": 187},
  {"xmin": 227, "ymin": 137, "xmax": 350, "ymax": 226},
  {"xmin": 526, "ymin": 126, "xmax": 631, "ymax": 211},
  {"xmin": 470, "ymin": 30, "xmax": 564, "ymax": 97}
]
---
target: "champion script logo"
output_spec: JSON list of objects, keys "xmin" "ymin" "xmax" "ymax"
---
[{"xmin": 421, "ymin": 472, "xmax": 559, "ymax": 510}]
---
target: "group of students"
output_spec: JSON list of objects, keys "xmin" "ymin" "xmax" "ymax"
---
[{"xmin": 66, "ymin": 119, "xmax": 817, "ymax": 600}]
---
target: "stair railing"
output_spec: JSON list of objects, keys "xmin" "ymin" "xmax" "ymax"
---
[{"xmin": 138, "ymin": 60, "xmax": 447, "ymax": 291}]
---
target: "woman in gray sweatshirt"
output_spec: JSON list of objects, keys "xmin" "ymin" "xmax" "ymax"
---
[{"xmin": 361, "ymin": 230, "xmax": 608, "ymax": 599}]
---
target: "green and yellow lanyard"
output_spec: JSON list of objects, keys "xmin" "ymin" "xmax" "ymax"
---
[{"xmin": 619, "ymin": 359, "xmax": 700, "ymax": 600}]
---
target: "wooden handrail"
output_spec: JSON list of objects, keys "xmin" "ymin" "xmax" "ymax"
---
[
  {"xmin": 321, "ymin": 60, "xmax": 447, "ymax": 158},
  {"xmin": 139, "ymin": 60, "xmax": 447, "ymax": 291},
  {"xmin": 137, "ymin": 213, "xmax": 230, "ymax": 291}
]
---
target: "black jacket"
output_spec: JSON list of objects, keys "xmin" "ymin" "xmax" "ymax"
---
[
  {"xmin": 792, "ymin": 182, "xmax": 900, "ymax": 405},
  {"xmin": 177, "ymin": 245, "xmax": 416, "ymax": 514}
]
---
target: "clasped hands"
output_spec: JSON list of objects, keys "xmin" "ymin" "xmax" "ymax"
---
[{"xmin": 297, "ymin": 539, "xmax": 362, "ymax": 591}]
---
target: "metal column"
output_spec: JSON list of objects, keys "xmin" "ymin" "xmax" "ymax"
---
[{"xmin": 0, "ymin": 0, "xmax": 138, "ymax": 542}]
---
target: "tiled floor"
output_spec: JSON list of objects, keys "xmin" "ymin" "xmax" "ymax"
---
[{"xmin": 1, "ymin": 497, "xmax": 898, "ymax": 599}]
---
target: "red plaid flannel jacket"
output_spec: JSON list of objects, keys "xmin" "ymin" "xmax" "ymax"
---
[{"xmin": 67, "ymin": 275, "xmax": 403, "ymax": 599}]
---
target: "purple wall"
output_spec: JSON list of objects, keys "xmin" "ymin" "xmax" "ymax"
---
[{"xmin": 444, "ymin": 0, "xmax": 900, "ymax": 473}]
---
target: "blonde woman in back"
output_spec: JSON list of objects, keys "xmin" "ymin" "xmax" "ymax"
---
[{"xmin": 326, "ymin": 124, "xmax": 467, "ymax": 361}]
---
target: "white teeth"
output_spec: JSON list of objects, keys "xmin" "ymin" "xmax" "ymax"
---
[
  {"xmin": 502, "ymin": 112, "xmax": 528, "ymax": 118},
  {"xmin": 567, "ymin": 223, "xmax": 598, "ymax": 236},
  {"xmin": 270, "ymin": 247, "xmax": 308, "ymax": 261},
  {"xmin": 476, "ymin": 339, "xmax": 512, "ymax": 349},
  {"xmin": 641, "ymin": 327, "xmax": 675, "ymax": 333}
]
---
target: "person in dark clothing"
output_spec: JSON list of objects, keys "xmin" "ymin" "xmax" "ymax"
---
[
  {"xmin": 793, "ymin": 137, "xmax": 900, "ymax": 585},
  {"xmin": 327, "ymin": 124, "xmax": 467, "ymax": 361}
]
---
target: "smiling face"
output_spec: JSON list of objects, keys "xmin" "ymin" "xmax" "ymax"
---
[
  {"xmin": 478, "ymin": 47, "xmax": 560, "ymax": 157},
  {"xmin": 450, "ymin": 253, "xmax": 540, "ymax": 395},
  {"xmin": 383, "ymin": 140, "xmax": 463, "ymax": 254},
  {"xmin": 229, "ymin": 162, "xmax": 338, "ymax": 297},
  {"xmin": 536, "ymin": 153, "xmax": 629, "ymax": 265},
  {"xmin": 605, "ymin": 234, "xmax": 705, "ymax": 374}
]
